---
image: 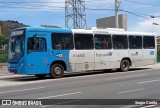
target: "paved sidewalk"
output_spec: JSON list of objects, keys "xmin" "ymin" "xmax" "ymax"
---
[
  {"xmin": 135, "ymin": 63, "xmax": 160, "ymax": 69},
  {"xmin": 0, "ymin": 63, "xmax": 9, "ymax": 75}
]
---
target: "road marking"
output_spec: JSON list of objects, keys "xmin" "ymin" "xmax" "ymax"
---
[
  {"xmin": 41, "ymin": 105, "xmax": 54, "ymax": 108},
  {"xmin": 0, "ymin": 87, "xmax": 45, "ymax": 94},
  {"xmin": 137, "ymin": 79, "xmax": 160, "ymax": 84},
  {"xmin": 37, "ymin": 92, "xmax": 82, "ymax": 99},
  {"xmin": 0, "ymin": 73, "xmax": 148, "ymax": 88},
  {"xmin": 140, "ymin": 105, "xmax": 157, "ymax": 108},
  {"xmin": 107, "ymin": 74, "xmax": 148, "ymax": 81},
  {"xmin": 117, "ymin": 88, "xmax": 145, "ymax": 94},
  {"xmin": 120, "ymin": 105, "xmax": 140, "ymax": 108}
]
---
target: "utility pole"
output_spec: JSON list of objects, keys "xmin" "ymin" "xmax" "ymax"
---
[{"xmin": 115, "ymin": 0, "xmax": 119, "ymax": 28}]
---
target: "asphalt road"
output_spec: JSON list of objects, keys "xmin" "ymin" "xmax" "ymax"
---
[{"xmin": 0, "ymin": 68, "xmax": 160, "ymax": 108}]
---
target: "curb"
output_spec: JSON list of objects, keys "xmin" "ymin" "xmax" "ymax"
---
[{"xmin": 0, "ymin": 63, "xmax": 8, "ymax": 66}]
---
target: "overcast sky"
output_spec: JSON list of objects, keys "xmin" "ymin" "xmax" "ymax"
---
[{"xmin": 1, "ymin": 0, "xmax": 160, "ymax": 35}]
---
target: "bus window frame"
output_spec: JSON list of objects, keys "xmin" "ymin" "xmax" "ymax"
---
[
  {"xmin": 51, "ymin": 33, "xmax": 74, "ymax": 50},
  {"xmin": 27, "ymin": 37, "xmax": 47, "ymax": 54},
  {"xmin": 129, "ymin": 35, "xmax": 142, "ymax": 49},
  {"xmin": 112, "ymin": 35, "xmax": 128, "ymax": 49},
  {"xmin": 143, "ymin": 36, "xmax": 155, "ymax": 49},
  {"xmin": 94, "ymin": 34, "xmax": 112, "ymax": 50},
  {"xmin": 74, "ymin": 33, "xmax": 94, "ymax": 50}
]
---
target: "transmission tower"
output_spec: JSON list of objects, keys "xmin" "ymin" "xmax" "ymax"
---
[{"xmin": 65, "ymin": 0, "xmax": 87, "ymax": 29}]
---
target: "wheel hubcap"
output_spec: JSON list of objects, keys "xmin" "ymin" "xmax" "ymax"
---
[
  {"xmin": 54, "ymin": 67, "xmax": 61, "ymax": 75},
  {"xmin": 123, "ymin": 63, "xmax": 127, "ymax": 68}
]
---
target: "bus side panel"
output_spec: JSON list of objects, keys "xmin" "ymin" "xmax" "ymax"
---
[
  {"xmin": 111, "ymin": 50, "xmax": 129, "ymax": 69},
  {"xmin": 69, "ymin": 50, "xmax": 95, "ymax": 72},
  {"xmin": 129, "ymin": 49, "xmax": 143, "ymax": 67},
  {"xmin": 49, "ymin": 50, "xmax": 73, "ymax": 72},
  {"xmin": 94, "ymin": 50, "xmax": 112, "ymax": 70},
  {"xmin": 142, "ymin": 49, "xmax": 156, "ymax": 65}
]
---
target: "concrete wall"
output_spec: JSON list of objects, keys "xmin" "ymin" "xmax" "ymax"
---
[
  {"xmin": 0, "ymin": 63, "xmax": 8, "ymax": 74},
  {"xmin": 96, "ymin": 14, "xmax": 127, "ymax": 31}
]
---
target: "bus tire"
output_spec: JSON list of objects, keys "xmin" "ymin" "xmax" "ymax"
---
[
  {"xmin": 35, "ymin": 74, "xmax": 46, "ymax": 79},
  {"xmin": 51, "ymin": 64, "xmax": 64, "ymax": 79},
  {"xmin": 120, "ymin": 59, "xmax": 130, "ymax": 72}
]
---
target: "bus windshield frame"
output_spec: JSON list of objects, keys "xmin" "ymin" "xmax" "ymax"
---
[{"xmin": 8, "ymin": 29, "xmax": 25, "ymax": 62}]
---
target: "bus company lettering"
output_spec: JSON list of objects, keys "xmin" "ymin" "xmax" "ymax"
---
[
  {"xmin": 73, "ymin": 54, "xmax": 85, "ymax": 57},
  {"xmin": 37, "ymin": 34, "xmax": 47, "ymax": 36},
  {"xmin": 96, "ymin": 52, "xmax": 112, "ymax": 57}
]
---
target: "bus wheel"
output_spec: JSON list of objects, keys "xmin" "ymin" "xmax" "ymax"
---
[
  {"xmin": 51, "ymin": 64, "xmax": 64, "ymax": 78},
  {"xmin": 120, "ymin": 59, "xmax": 130, "ymax": 72},
  {"xmin": 35, "ymin": 74, "xmax": 46, "ymax": 79}
]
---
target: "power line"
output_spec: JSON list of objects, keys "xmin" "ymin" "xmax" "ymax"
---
[
  {"xmin": 0, "ymin": 1, "xmax": 64, "ymax": 4},
  {"xmin": 0, "ymin": 2, "xmax": 116, "ymax": 12},
  {"xmin": 86, "ymin": 8, "xmax": 115, "ymax": 11},
  {"xmin": 0, "ymin": 0, "xmax": 106, "ymax": 4},
  {"xmin": 121, "ymin": 9, "xmax": 160, "ymax": 26},
  {"xmin": 120, "ymin": 10, "xmax": 160, "ymax": 18},
  {"xmin": 0, "ymin": 0, "xmax": 113, "ymax": 12},
  {"xmin": 124, "ymin": 0, "xmax": 160, "ymax": 7}
]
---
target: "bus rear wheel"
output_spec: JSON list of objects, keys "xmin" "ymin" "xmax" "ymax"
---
[
  {"xmin": 120, "ymin": 59, "xmax": 130, "ymax": 72},
  {"xmin": 51, "ymin": 64, "xmax": 64, "ymax": 79}
]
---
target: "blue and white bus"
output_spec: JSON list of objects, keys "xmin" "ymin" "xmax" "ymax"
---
[{"xmin": 8, "ymin": 27, "xmax": 157, "ymax": 78}]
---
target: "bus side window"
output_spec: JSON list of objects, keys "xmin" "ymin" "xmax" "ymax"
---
[
  {"xmin": 33, "ymin": 38, "xmax": 39, "ymax": 50},
  {"xmin": 52, "ymin": 33, "xmax": 73, "ymax": 50},
  {"xmin": 94, "ymin": 34, "xmax": 112, "ymax": 49},
  {"xmin": 95, "ymin": 43, "xmax": 101, "ymax": 49},
  {"xmin": 39, "ymin": 39, "xmax": 47, "ymax": 50},
  {"xmin": 27, "ymin": 38, "xmax": 47, "ymax": 53},
  {"xmin": 113, "ymin": 35, "xmax": 128, "ymax": 49},
  {"xmin": 74, "ymin": 34, "xmax": 93, "ymax": 50},
  {"xmin": 143, "ymin": 36, "xmax": 155, "ymax": 49},
  {"xmin": 27, "ymin": 38, "xmax": 34, "ymax": 53}
]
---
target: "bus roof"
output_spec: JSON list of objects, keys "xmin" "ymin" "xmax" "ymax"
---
[
  {"xmin": 14, "ymin": 27, "xmax": 156, "ymax": 36},
  {"xmin": 16, "ymin": 27, "xmax": 72, "ymax": 33},
  {"xmin": 72, "ymin": 28, "xmax": 156, "ymax": 36}
]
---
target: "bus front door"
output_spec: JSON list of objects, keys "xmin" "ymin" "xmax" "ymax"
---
[{"xmin": 27, "ymin": 37, "xmax": 49, "ymax": 75}]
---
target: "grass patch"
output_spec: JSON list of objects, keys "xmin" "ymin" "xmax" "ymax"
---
[{"xmin": 157, "ymin": 56, "xmax": 160, "ymax": 62}]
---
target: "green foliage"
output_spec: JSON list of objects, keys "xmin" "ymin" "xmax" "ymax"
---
[
  {"xmin": 0, "ymin": 20, "xmax": 28, "ymax": 63},
  {"xmin": 157, "ymin": 45, "xmax": 160, "ymax": 62},
  {"xmin": 0, "ymin": 50, "xmax": 8, "ymax": 63},
  {"xmin": 0, "ymin": 36, "xmax": 8, "ymax": 63}
]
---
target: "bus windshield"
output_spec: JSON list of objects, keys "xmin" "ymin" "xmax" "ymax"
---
[{"xmin": 8, "ymin": 30, "xmax": 25, "ymax": 60}]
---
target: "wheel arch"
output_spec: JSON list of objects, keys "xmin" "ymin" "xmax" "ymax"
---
[
  {"xmin": 121, "ymin": 57, "xmax": 132, "ymax": 67},
  {"xmin": 50, "ymin": 60, "xmax": 67, "ymax": 72}
]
